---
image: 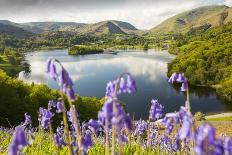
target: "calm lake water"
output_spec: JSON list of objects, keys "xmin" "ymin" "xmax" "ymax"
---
[{"xmin": 19, "ymin": 49, "xmax": 232, "ymax": 119}]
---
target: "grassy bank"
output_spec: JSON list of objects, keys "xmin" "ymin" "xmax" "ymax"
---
[{"xmin": 0, "ymin": 55, "xmax": 24, "ymax": 76}]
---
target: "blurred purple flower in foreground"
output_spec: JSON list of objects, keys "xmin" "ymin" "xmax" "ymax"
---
[
  {"xmin": 46, "ymin": 58, "xmax": 76, "ymax": 101},
  {"xmin": 9, "ymin": 127, "xmax": 28, "ymax": 155},
  {"xmin": 168, "ymin": 72, "xmax": 188, "ymax": 91},
  {"xmin": 194, "ymin": 123, "xmax": 224, "ymax": 155}
]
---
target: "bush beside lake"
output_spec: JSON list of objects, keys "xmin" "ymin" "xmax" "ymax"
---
[
  {"xmin": 68, "ymin": 45, "xmax": 104, "ymax": 55},
  {"xmin": 0, "ymin": 70, "xmax": 104, "ymax": 127}
]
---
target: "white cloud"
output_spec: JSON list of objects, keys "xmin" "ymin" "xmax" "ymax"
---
[{"xmin": 0, "ymin": 0, "xmax": 229, "ymax": 29}]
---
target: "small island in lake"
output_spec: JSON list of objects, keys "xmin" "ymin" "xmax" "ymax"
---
[{"xmin": 68, "ymin": 45, "xmax": 104, "ymax": 55}]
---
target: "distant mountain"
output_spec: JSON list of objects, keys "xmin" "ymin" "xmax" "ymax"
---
[
  {"xmin": 0, "ymin": 20, "xmax": 139, "ymax": 35},
  {"xmin": 0, "ymin": 22, "xmax": 33, "ymax": 38},
  {"xmin": 150, "ymin": 5, "xmax": 232, "ymax": 33},
  {"xmin": 20, "ymin": 22, "xmax": 86, "ymax": 33},
  {"xmin": 76, "ymin": 21, "xmax": 130, "ymax": 35}
]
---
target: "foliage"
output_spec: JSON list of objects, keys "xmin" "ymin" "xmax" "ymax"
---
[
  {"xmin": 68, "ymin": 45, "xmax": 104, "ymax": 55},
  {"xmin": 168, "ymin": 24, "xmax": 232, "ymax": 103},
  {"xmin": 194, "ymin": 112, "xmax": 206, "ymax": 121},
  {"xmin": 0, "ymin": 70, "xmax": 103, "ymax": 127}
]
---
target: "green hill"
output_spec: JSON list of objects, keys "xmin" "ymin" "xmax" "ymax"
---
[
  {"xmin": 150, "ymin": 5, "xmax": 232, "ymax": 33},
  {"xmin": 0, "ymin": 20, "xmax": 139, "ymax": 35},
  {"xmin": 168, "ymin": 24, "xmax": 232, "ymax": 103},
  {"xmin": 0, "ymin": 23, "xmax": 33, "ymax": 38}
]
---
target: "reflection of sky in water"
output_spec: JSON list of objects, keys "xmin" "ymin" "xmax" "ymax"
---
[{"xmin": 18, "ymin": 49, "xmax": 232, "ymax": 119}]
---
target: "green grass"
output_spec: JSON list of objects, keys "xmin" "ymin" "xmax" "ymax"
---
[
  {"xmin": 206, "ymin": 117, "xmax": 232, "ymax": 121},
  {"xmin": 0, "ymin": 55, "xmax": 23, "ymax": 76}
]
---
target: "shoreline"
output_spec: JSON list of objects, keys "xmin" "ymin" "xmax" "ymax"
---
[{"xmin": 206, "ymin": 112, "xmax": 232, "ymax": 119}]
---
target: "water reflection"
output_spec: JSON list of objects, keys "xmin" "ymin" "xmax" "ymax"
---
[{"xmin": 18, "ymin": 49, "xmax": 232, "ymax": 119}]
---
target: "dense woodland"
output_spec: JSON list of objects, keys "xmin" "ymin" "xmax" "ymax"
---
[
  {"xmin": 0, "ymin": 71, "xmax": 104, "ymax": 127},
  {"xmin": 168, "ymin": 24, "xmax": 232, "ymax": 102}
]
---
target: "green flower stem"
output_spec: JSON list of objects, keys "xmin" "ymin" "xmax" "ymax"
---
[
  {"xmin": 111, "ymin": 79, "xmax": 119, "ymax": 154},
  {"xmin": 49, "ymin": 124, "xmax": 54, "ymax": 153},
  {"xmin": 61, "ymin": 91, "xmax": 73, "ymax": 155},
  {"xmin": 69, "ymin": 102, "xmax": 82, "ymax": 154},
  {"xmin": 105, "ymin": 119, "xmax": 110, "ymax": 155},
  {"xmin": 147, "ymin": 119, "xmax": 151, "ymax": 154},
  {"xmin": 186, "ymin": 87, "xmax": 191, "ymax": 113}
]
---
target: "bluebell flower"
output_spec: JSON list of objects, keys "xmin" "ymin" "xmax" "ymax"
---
[
  {"xmin": 224, "ymin": 137, "xmax": 232, "ymax": 155},
  {"xmin": 39, "ymin": 108, "xmax": 53, "ymax": 129},
  {"xmin": 98, "ymin": 101, "xmax": 113, "ymax": 126},
  {"xmin": 194, "ymin": 123, "xmax": 224, "ymax": 155},
  {"xmin": 168, "ymin": 72, "xmax": 188, "ymax": 92},
  {"xmin": 48, "ymin": 100, "xmax": 56, "ymax": 110},
  {"xmin": 22, "ymin": 113, "xmax": 32, "ymax": 130},
  {"xmin": 126, "ymin": 74, "xmax": 136, "ymax": 93},
  {"xmin": 9, "ymin": 127, "xmax": 28, "ymax": 155},
  {"xmin": 88, "ymin": 119, "xmax": 101, "ymax": 135},
  {"xmin": 149, "ymin": 99, "xmax": 164, "ymax": 121},
  {"xmin": 81, "ymin": 130, "xmax": 92, "ymax": 153},
  {"xmin": 56, "ymin": 101, "xmax": 63, "ymax": 113},
  {"xmin": 46, "ymin": 59, "xmax": 57, "ymax": 80}
]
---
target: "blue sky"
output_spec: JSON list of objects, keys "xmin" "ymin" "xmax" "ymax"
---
[{"xmin": 0, "ymin": 0, "xmax": 231, "ymax": 29}]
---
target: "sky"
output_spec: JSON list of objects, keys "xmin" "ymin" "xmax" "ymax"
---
[{"xmin": 0, "ymin": 0, "xmax": 231, "ymax": 29}]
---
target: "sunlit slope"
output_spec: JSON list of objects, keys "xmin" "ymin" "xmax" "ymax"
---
[{"xmin": 150, "ymin": 5, "xmax": 231, "ymax": 33}]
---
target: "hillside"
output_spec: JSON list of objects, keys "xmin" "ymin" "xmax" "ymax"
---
[
  {"xmin": 0, "ymin": 23, "xmax": 33, "ymax": 38},
  {"xmin": 0, "ymin": 20, "xmax": 139, "ymax": 35},
  {"xmin": 150, "ymin": 5, "xmax": 232, "ymax": 33},
  {"xmin": 168, "ymin": 24, "xmax": 232, "ymax": 102},
  {"xmin": 20, "ymin": 22, "xmax": 86, "ymax": 33},
  {"xmin": 76, "ymin": 21, "xmax": 127, "ymax": 35}
]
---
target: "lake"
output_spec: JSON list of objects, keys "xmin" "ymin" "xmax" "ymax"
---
[{"xmin": 18, "ymin": 49, "xmax": 232, "ymax": 119}]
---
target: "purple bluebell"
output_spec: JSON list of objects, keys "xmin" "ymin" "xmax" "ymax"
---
[
  {"xmin": 181, "ymin": 82, "xmax": 188, "ymax": 92},
  {"xmin": 67, "ymin": 106, "xmax": 79, "ymax": 130},
  {"xmin": 105, "ymin": 81, "xmax": 115, "ymax": 98},
  {"xmin": 56, "ymin": 101, "xmax": 63, "ymax": 113},
  {"xmin": 136, "ymin": 119, "xmax": 148, "ymax": 135},
  {"xmin": 160, "ymin": 135, "xmax": 172, "ymax": 152},
  {"xmin": 149, "ymin": 99, "xmax": 164, "ymax": 121},
  {"xmin": 8, "ymin": 127, "xmax": 28, "ymax": 155},
  {"xmin": 178, "ymin": 115, "xmax": 192, "ymax": 140},
  {"xmin": 224, "ymin": 137, "xmax": 232, "ymax": 155},
  {"xmin": 118, "ymin": 77, "xmax": 127, "ymax": 94},
  {"xmin": 81, "ymin": 130, "xmax": 92, "ymax": 152},
  {"xmin": 46, "ymin": 59, "xmax": 57, "ymax": 80},
  {"xmin": 67, "ymin": 87, "xmax": 75, "ymax": 101},
  {"xmin": 176, "ymin": 73, "xmax": 187, "ymax": 83},
  {"xmin": 111, "ymin": 102, "xmax": 126, "ymax": 131},
  {"xmin": 126, "ymin": 74, "xmax": 136, "ymax": 93},
  {"xmin": 194, "ymin": 123, "xmax": 224, "ymax": 155},
  {"xmin": 168, "ymin": 72, "xmax": 188, "ymax": 92},
  {"xmin": 48, "ymin": 100, "xmax": 56, "ymax": 110},
  {"xmin": 98, "ymin": 101, "xmax": 113, "ymax": 126},
  {"xmin": 39, "ymin": 108, "xmax": 53, "ymax": 129},
  {"xmin": 54, "ymin": 126, "xmax": 66, "ymax": 148},
  {"xmin": 172, "ymin": 135, "xmax": 181, "ymax": 151},
  {"xmin": 88, "ymin": 119, "xmax": 101, "ymax": 135},
  {"xmin": 22, "ymin": 113, "xmax": 32, "ymax": 130},
  {"xmin": 162, "ymin": 117, "xmax": 174, "ymax": 134},
  {"xmin": 124, "ymin": 114, "xmax": 133, "ymax": 131}
]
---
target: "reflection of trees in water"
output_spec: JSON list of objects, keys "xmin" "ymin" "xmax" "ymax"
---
[
  {"xmin": 171, "ymin": 84, "xmax": 232, "ymax": 110},
  {"xmin": 22, "ymin": 62, "xmax": 31, "ymax": 78},
  {"xmin": 171, "ymin": 83, "xmax": 215, "ymax": 98}
]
